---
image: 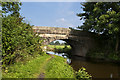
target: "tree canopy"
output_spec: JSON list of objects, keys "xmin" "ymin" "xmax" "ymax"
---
[
  {"xmin": 77, "ymin": 2, "xmax": 120, "ymax": 52},
  {"xmin": 2, "ymin": 2, "xmax": 43, "ymax": 67},
  {"xmin": 2, "ymin": 2, "xmax": 22, "ymax": 17}
]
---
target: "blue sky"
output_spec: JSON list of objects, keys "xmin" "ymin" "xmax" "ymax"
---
[{"xmin": 20, "ymin": 2, "xmax": 84, "ymax": 28}]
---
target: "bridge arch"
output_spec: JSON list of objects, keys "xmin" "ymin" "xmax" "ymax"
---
[
  {"xmin": 33, "ymin": 26, "xmax": 95, "ymax": 57},
  {"xmin": 42, "ymin": 37, "xmax": 68, "ymax": 45}
]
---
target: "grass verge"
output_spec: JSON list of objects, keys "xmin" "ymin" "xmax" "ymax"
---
[
  {"xmin": 2, "ymin": 54, "xmax": 51, "ymax": 78},
  {"xmin": 45, "ymin": 55, "xmax": 75, "ymax": 78}
]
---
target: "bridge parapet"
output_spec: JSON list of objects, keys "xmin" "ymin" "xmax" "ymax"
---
[
  {"xmin": 33, "ymin": 26, "xmax": 70, "ymax": 35},
  {"xmin": 69, "ymin": 29, "xmax": 93, "ymax": 37}
]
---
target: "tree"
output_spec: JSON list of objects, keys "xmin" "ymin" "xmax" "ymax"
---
[
  {"xmin": 54, "ymin": 41, "xmax": 60, "ymax": 45},
  {"xmin": 1, "ymin": 2, "xmax": 22, "ymax": 17},
  {"xmin": 77, "ymin": 2, "xmax": 120, "ymax": 52},
  {"xmin": 49, "ymin": 41, "xmax": 55, "ymax": 45},
  {"xmin": 2, "ymin": 2, "xmax": 43, "ymax": 67}
]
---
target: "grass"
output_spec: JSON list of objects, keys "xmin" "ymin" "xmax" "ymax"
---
[
  {"xmin": 47, "ymin": 45, "xmax": 71, "ymax": 49},
  {"xmin": 2, "ymin": 54, "xmax": 75, "ymax": 78},
  {"xmin": 45, "ymin": 55, "xmax": 75, "ymax": 78},
  {"xmin": 46, "ymin": 45, "xmax": 72, "ymax": 53},
  {"xmin": 2, "ymin": 54, "xmax": 51, "ymax": 78},
  {"xmin": 2, "ymin": 53, "xmax": 91, "ymax": 79}
]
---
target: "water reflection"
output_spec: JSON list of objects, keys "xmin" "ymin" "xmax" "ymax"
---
[
  {"xmin": 47, "ymin": 51, "xmax": 71, "ymax": 64},
  {"xmin": 70, "ymin": 58, "xmax": 120, "ymax": 78}
]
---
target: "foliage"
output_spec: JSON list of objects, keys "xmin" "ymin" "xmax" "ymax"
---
[
  {"xmin": 2, "ymin": 2, "xmax": 22, "ymax": 17},
  {"xmin": 86, "ymin": 48, "xmax": 120, "ymax": 61},
  {"xmin": 2, "ymin": 15, "xmax": 43, "ymax": 67},
  {"xmin": 86, "ymin": 47, "xmax": 105, "ymax": 59},
  {"xmin": 49, "ymin": 41, "xmax": 55, "ymax": 45},
  {"xmin": 47, "ymin": 45, "xmax": 71, "ymax": 53},
  {"xmin": 76, "ymin": 67, "xmax": 92, "ymax": 80},
  {"xmin": 2, "ymin": 2, "xmax": 43, "ymax": 68},
  {"xmin": 2, "ymin": 54, "xmax": 51, "ymax": 78},
  {"xmin": 107, "ymin": 52, "xmax": 120, "ymax": 61},
  {"xmin": 2, "ymin": 54, "xmax": 92, "ymax": 79},
  {"xmin": 77, "ymin": 2, "xmax": 120, "ymax": 52},
  {"xmin": 54, "ymin": 41, "xmax": 60, "ymax": 45},
  {"xmin": 45, "ymin": 55, "xmax": 75, "ymax": 78},
  {"xmin": 1, "ymin": 2, "xmax": 93, "ymax": 79}
]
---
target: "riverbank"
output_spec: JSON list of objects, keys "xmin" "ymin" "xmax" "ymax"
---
[
  {"xmin": 86, "ymin": 50, "xmax": 120, "ymax": 62},
  {"xmin": 2, "ymin": 52, "xmax": 92, "ymax": 80},
  {"xmin": 2, "ymin": 54, "xmax": 75, "ymax": 78},
  {"xmin": 45, "ymin": 55, "xmax": 75, "ymax": 78}
]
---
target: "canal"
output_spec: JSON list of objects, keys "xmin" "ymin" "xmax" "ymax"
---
[{"xmin": 47, "ymin": 51, "xmax": 120, "ymax": 78}]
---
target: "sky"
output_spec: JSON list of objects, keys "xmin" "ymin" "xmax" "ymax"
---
[
  {"xmin": 19, "ymin": 2, "xmax": 85, "ymax": 43},
  {"xmin": 19, "ymin": 2, "xmax": 85, "ymax": 28}
]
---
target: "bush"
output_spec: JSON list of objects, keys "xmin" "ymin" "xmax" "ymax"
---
[
  {"xmin": 87, "ymin": 48, "xmax": 120, "ymax": 61},
  {"xmin": 2, "ymin": 16, "xmax": 43, "ymax": 67},
  {"xmin": 76, "ymin": 67, "xmax": 92, "ymax": 80},
  {"xmin": 107, "ymin": 52, "xmax": 120, "ymax": 61},
  {"xmin": 86, "ymin": 48, "xmax": 105, "ymax": 59}
]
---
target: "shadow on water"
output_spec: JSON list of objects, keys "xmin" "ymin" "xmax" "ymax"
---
[
  {"xmin": 46, "ymin": 51, "xmax": 120, "ymax": 78},
  {"xmin": 70, "ymin": 55, "xmax": 120, "ymax": 78}
]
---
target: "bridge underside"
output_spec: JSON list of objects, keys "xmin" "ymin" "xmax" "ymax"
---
[{"xmin": 42, "ymin": 37, "xmax": 94, "ymax": 57}]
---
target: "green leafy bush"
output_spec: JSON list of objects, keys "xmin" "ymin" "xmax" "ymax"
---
[
  {"xmin": 87, "ymin": 48, "xmax": 120, "ymax": 61},
  {"xmin": 86, "ymin": 48, "xmax": 105, "ymax": 59},
  {"xmin": 107, "ymin": 52, "xmax": 120, "ymax": 61},
  {"xmin": 76, "ymin": 67, "xmax": 92, "ymax": 80},
  {"xmin": 2, "ymin": 16, "xmax": 43, "ymax": 67}
]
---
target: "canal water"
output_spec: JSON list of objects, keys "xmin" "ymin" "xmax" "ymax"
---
[{"xmin": 47, "ymin": 51, "xmax": 120, "ymax": 78}]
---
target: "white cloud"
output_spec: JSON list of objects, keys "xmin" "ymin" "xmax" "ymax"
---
[
  {"xmin": 55, "ymin": 18, "xmax": 74, "ymax": 28},
  {"xmin": 56, "ymin": 18, "xmax": 66, "ymax": 22},
  {"xmin": 54, "ymin": 3, "xmax": 79, "ymax": 28},
  {"xmin": 60, "ymin": 18, "xmax": 65, "ymax": 22}
]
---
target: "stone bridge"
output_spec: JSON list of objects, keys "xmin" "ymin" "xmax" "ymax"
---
[{"xmin": 33, "ymin": 26, "xmax": 95, "ymax": 57}]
